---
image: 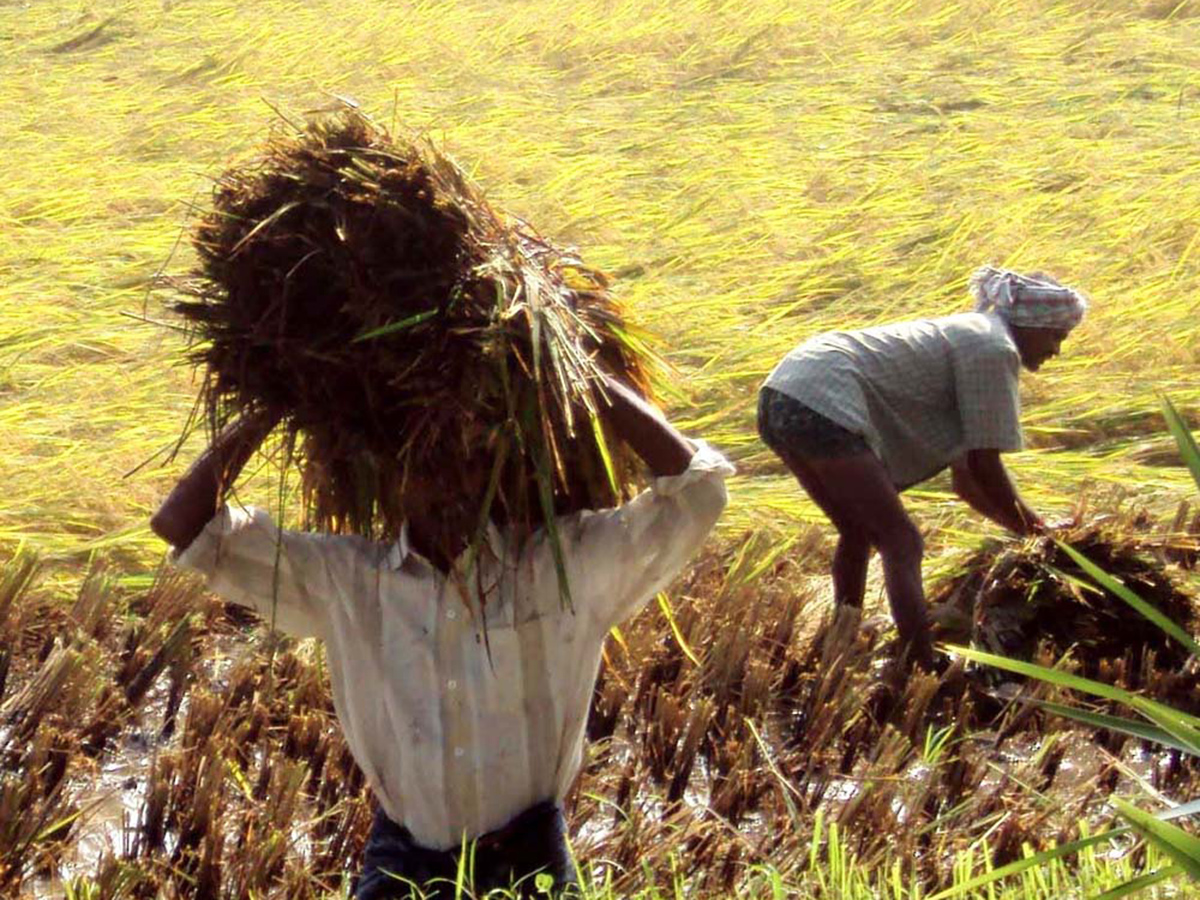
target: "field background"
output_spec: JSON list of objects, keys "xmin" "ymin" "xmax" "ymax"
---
[{"xmin": 3, "ymin": 0, "xmax": 1200, "ymax": 896}]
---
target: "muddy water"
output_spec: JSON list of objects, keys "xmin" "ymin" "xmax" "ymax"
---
[
  {"xmin": 29, "ymin": 634, "xmax": 254, "ymax": 897},
  {"xmin": 23, "ymin": 611, "xmax": 1195, "ymax": 895},
  {"xmin": 33, "ymin": 749, "xmax": 146, "ymax": 896}
]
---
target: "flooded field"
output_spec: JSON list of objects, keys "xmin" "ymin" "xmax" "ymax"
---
[{"xmin": 5, "ymin": 515, "xmax": 1197, "ymax": 897}]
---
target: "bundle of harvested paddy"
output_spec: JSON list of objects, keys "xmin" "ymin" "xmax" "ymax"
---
[
  {"xmin": 172, "ymin": 111, "xmax": 652, "ymax": 566},
  {"xmin": 929, "ymin": 526, "xmax": 1198, "ymax": 692}
]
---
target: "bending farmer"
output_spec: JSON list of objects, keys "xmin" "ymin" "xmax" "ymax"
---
[
  {"xmin": 757, "ymin": 266, "xmax": 1088, "ymax": 666},
  {"xmin": 151, "ymin": 375, "xmax": 732, "ymax": 899}
]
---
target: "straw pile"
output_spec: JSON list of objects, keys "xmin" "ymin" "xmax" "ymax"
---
[
  {"xmin": 172, "ymin": 111, "xmax": 651, "ymax": 561},
  {"xmin": 930, "ymin": 526, "xmax": 1199, "ymax": 696}
]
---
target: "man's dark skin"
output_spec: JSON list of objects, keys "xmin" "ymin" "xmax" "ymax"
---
[
  {"xmin": 151, "ymin": 375, "xmax": 696, "ymax": 561},
  {"xmin": 779, "ymin": 323, "xmax": 1071, "ymax": 668}
]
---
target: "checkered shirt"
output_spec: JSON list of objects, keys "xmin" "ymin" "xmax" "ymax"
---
[{"xmin": 763, "ymin": 312, "xmax": 1023, "ymax": 486}]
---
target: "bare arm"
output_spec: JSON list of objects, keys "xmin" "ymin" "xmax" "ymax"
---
[
  {"xmin": 150, "ymin": 411, "xmax": 279, "ymax": 551},
  {"xmin": 595, "ymin": 374, "xmax": 696, "ymax": 477},
  {"xmin": 950, "ymin": 449, "xmax": 1043, "ymax": 536}
]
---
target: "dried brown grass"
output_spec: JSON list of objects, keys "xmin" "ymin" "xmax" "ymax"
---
[{"xmin": 1, "ymin": 514, "xmax": 1198, "ymax": 896}]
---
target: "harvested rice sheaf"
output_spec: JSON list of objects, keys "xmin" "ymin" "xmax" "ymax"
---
[
  {"xmin": 930, "ymin": 526, "xmax": 1199, "ymax": 701},
  {"xmin": 174, "ymin": 111, "xmax": 651, "ymax": 557}
]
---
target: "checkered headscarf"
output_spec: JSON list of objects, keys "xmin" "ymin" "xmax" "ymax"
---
[{"xmin": 969, "ymin": 266, "xmax": 1088, "ymax": 330}]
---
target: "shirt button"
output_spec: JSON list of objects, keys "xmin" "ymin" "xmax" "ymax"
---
[
  {"xmin": 454, "ymin": 747, "xmax": 465, "ymax": 758},
  {"xmin": 447, "ymin": 680, "xmax": 457, "ymax": 691},
  {"xmin": 446, "ymin": 608, "xmax": 457, "ymax": 620}
]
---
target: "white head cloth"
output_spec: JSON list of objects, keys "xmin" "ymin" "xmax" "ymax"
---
[{"xmin": 969, "ymin": 266, "xmax": 1088, "ymax": 330}]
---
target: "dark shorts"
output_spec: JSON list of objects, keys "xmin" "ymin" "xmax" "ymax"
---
[
  {"xmin": 355, "ymin": 801, "xmax": 578, "ymax": 900},
  {"xmin": 757, "ymin": 386, "xmax": 871, "ymax": 460}
]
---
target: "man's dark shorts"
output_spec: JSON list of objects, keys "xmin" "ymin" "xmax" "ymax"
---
[{"xmin": 757, "ymin": 386, "xmax": 871, "ymax": 459}]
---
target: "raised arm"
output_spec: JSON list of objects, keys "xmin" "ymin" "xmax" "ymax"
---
[
  {"xmin": 594, "ymin": 374, "xmax": 696, "ymax": 477},
  {"xmin": 950, "ymin": 449, "xmax": 1043, "ymax": 536},
  {"xmin": 565, "ymin": 373, "xmax": 729, "ymax": 629},
  {"xmin": 150, "ymin": 411, "xmax": 279, "ymax": 550}
]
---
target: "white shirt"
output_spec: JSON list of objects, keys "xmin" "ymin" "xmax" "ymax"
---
[
  {"xmin": 173, "ymin": 443, "xmax": 733, "ymax": 850},
  {"xmin": 763, "ymin": 312, "xmax": 1023, "ymax": 487}
]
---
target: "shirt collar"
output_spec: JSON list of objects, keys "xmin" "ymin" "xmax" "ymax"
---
[
  {"xmin": 383, "ymin": 520, "xmax": 510, "ymax": 572},
  {"xmin": 384, "ymin": 521, "xmax": 413, "ymax": 571}
]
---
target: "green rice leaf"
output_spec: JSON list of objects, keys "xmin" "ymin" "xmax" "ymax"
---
[
  {"xmin": 1032, "ymin": 699, "xmax": 1198, "ymax": 755},
  {"xmin": 607, "ymin": 624, "xmax": 628, "ymax": 653},
  {"xmin": 1042, "ymin": 563, "xmax": 1104, "ymax": 597},
  {"xmin": 946, "ymin": 645, "xmax": 1140, "ymax": 705},
  {"xmin": 225, "ymin": 757, "xmax": 255, "ymax": 801},
  {"xmin": 532, "ymin": 414, "xmax": 572, "ymax": 612},
  {"xmin": 1163, "ymin": 394, "xmax": 1200, "ymax": 494},
  {"xmin": 351, "ymin": 308, "xmax": 438, "ymax": 342},
  {"xmin": 925, "ymin": 830, "xmax": 1126, "ymax": 899},
  {"xmin": 1092, "ymin": 867, "xmax": 1179, "ymax": 900},
  {"xmin": 657, "ymin": 592, "xmax": 699, "ymax": 666},
  {"xmin": 746, "ymin": 717, "xmax": 805, "ymax": 830},
  {"xmin": 742, "ymin": 534, "xmax": 801, "ymax": 585},
  {"xmin": 34, "ymin": 809, "xmax": 84, "ymax": 843},
  {"xmin": 952, "ymin": 645, "xmax": 1200, "ymax": 738},
  {"xmin": 1113, "ymin": 797, "xmax": 1200, "ymax": 880},
  {"xmin": 588, "ymin": 408, "xmax": 619, "ymax": 496},
  {"xmin": 460, "ymin": 431, "xmax": 509, "ymax": 589},
  {"xmin": 1054, "ymin": 540, "xmax": 1200, "ymax": 657},
  {"xmin": 1128, "ymin": 697, "xmax": 1200, "ymax": 758}
]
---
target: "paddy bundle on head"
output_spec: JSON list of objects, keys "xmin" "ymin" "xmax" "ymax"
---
[
  {"xmin": 172, "ymin": 111, "xmax": 653, "ymax": 551},
  {"xmin": 969, "ymin": 265, "xmax": 1089, "ymax": 331}
]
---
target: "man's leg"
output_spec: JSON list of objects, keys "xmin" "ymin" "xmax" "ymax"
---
[
  {"xmin": 832, "ymin": 531, "xmax": 871, "ymax": 609},
  {"xmin": 777, "ymin": 448, "xmax": 872, "ymax": 610},
  {"xmin": 775, "ymin": 449, "xmax": 871, "ymax": 656},
  {"xmin": 780, "ymin": 449, "xmax": 931, "ymax": 664}
]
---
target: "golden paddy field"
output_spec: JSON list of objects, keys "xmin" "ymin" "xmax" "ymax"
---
[{"xmin": 3, "ymin": 0, "xmax": 1200, "ymax": 896}]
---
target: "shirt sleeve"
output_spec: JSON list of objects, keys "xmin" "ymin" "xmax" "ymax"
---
[
  {"xmin": 953, "ymin": 339, "xmax": 1024, "ymax": 453},
  {"xmin": 557, "ymin": 441, "xmax": 734, "ymax": 632},
  {"xmin": 170, "ymin": 504, "xmax": 369, "ymax": 639}
]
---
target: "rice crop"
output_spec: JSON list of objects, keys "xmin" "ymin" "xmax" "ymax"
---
[
  {"xmin": 932, "ymin": 524, "xmax": 1199, "ymax": 681},
  {"xmin": 172, "ymin": 111, "xmax": 650, "ymax": 554},
  {"xmin": 2, "ymin": 0, "xmax": 1200, "ymax": 557},
  {"xmin": 2, "ymin": 520, "xmax": 1197, "ymax": 897},
  {"xmin": 4, "ymin": 0, "xmax": 1200, "ymax": 896}
]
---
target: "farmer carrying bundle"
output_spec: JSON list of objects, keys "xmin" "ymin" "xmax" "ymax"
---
[
  {"xmin": 152, "ymin": 112, "xmax": 733, "ymax": 898},
  {"xmin": 758, "ymin": 267, "xmax": 1089, "ymax": 668}
]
